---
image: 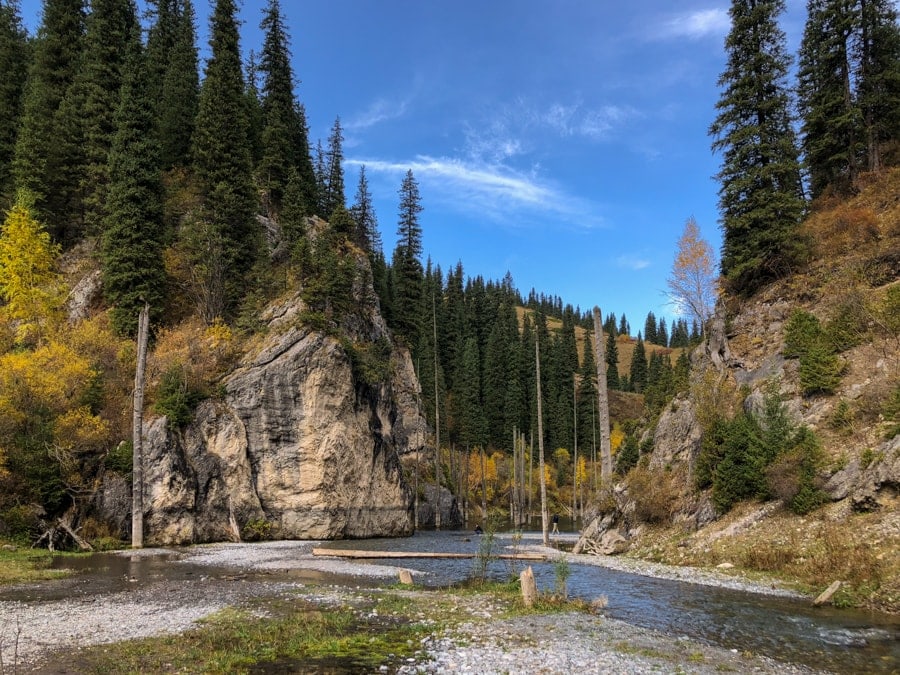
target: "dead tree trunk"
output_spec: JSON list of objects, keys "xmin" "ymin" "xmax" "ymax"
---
[
  {"xmin": 536, "ymin": 335, "xmax": 549, "ymax": 546},
  {"xmin": 592, "ymin": 307, "xmax": 613, "ymax": 490},
  {"xmin": 132, "ymin": 303, "xmax": 150, "ymax": 549}
]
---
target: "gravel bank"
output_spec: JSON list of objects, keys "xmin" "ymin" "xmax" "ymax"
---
[{"xmin": 0, "ymin": 540, "xmax": 823, "ymax": 674}]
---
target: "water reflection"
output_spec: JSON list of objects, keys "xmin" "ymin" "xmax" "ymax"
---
[{"xmin": 320, "ymin": 530, "xmax": 900, "ymax": 674}]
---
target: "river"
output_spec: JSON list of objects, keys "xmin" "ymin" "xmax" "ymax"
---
[{"xmin": 318, "ymin": 530, "xmax": 900, "ymax": 674}]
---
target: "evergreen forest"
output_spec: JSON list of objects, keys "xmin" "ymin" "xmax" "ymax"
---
[{"xmin": 0, "ymin": 0, "xmax": 898, "ymax": 539}]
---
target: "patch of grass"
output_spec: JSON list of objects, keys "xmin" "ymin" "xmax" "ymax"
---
[
  {"xmin": 60, "ymin": 597, "xmax": 427, "ymax": 674},
  {"xmin": 0, "ymin": 541, "xmax": 69, "ymax": 584}
]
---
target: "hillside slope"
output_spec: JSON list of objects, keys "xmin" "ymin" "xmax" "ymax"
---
[{"xmin": 579, "ymin": 169, "xmax": 900, "ymax": 612}]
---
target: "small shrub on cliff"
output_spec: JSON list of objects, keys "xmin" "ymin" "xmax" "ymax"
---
[
  {"xmin": 626, "ymin": 466, "xmax": 679, "ymax": 524},
  {"xmin": 783, "ymin": 310, "xmax": 844, "ymax": 396},
  {"xmin": 765, "ymin": 426, "xmax": 827, "ymax": 515},
  {"xmin": 783, "ymin": 309, "xmax": 823, "ymax": 359},
  {"xmin": 153, "ymin": 364, "xmax": 202, "ymax": 427},
  {"xmin": 341, "ymin": 337, "xmax": 392, "ymax": 387}
]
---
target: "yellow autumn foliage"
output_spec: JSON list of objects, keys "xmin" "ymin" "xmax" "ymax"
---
[
  {"xmin": 0, "ymin": 342, "xmax": 98, "ymax": 440},
  {"xmin": 0, "ymin": 193, "xmax": 65, "ymax": 343},
  {"xmin": 53, "ymin": 406, "xmax": 111, "ymax": 455}
]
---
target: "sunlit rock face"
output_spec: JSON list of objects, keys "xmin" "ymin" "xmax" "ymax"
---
[{"xmin": 138, "ymin": 278, "xmax": 427, "ymax": 545}]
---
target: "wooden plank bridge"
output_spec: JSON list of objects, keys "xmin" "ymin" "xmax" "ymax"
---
[{"xmin": 311, "ymin": 548, "xmax": 548, "ymax": 561}]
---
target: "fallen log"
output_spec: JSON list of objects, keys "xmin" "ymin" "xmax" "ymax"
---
[{"xmin": 312, "ymin": 548, "xmax": 547, "ymax": 561}]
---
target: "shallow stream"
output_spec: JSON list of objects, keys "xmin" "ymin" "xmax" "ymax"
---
[
  {"xmin": 319, "ymin": 530, "xmax": 900, "ymax": 674},
  {"xmin": 2, "ymin": 531, "xmax": 896, "ymax": 673}
]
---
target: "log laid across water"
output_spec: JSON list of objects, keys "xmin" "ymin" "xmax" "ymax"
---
[{"xmin": 311, "ymin": 548, "xmax": 547, "ymax": 561}]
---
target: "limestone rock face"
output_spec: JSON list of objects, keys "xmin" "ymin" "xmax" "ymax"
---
[
  {"xmin": 825, "ymin": 435, "xmax": 900, "ymax": 511},
  {"xmin": 140, "ymin": 300, "xmax": 426, "ymax": 545},
  {"xmin": 650, "ymin": 397, "xmax": 703, "ymax": 471}
]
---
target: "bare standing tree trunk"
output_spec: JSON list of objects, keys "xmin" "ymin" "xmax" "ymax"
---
[
  {"xmin": 432, "ymin": 294, "xmax": 441, "ymax": 529},
  {"xmin": 536, "ymin": 336, "xmax": 549, "ymax": 546},
  {"xmin": 480, "ymin": 447, "xmax": 487, "ymax": 520},
  {"xmin": 572, "ymin": 378, "xmax": 578, "ymax": 524},
  {"xmin": 592, "ymin": 307, "xmax": 613, "ymax": 490},
  {"xmin": 132, "ymin": 303, "xmax": 150, "ymax": 549}
]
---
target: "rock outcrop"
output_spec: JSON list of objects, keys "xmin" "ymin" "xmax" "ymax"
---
[{"xmin": 132, "ymin": 286, "xmax": 428, "ymax": 545}]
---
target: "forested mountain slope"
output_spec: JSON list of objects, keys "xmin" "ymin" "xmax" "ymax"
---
[{"xmin": 577, "ymin": 169, "xmax": 900, "ymax": 612}]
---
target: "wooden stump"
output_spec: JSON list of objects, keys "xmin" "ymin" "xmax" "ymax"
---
[
  {"xmin": 398, "ymin": 569, "xmax": 414, "ymax": 585},
  {"xmin": 520, "ymin": 565, "xmax": 537, "ymax": 607}
]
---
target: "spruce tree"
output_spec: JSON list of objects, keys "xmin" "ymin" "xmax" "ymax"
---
[
  {"xmin": 12, "ymin": 0, "xmax": 85, "ymax": 243},
  {"xmin": 258, "ymin": 0, "xmax": 315, "ymax": 212},
  {"xmin": 618, "ymin": 314, "xmax": 629, "ymax": 337},
  {"xmin": 391, "ymin": 169, "xmax": 423, "ymax": 345},
  {"xmin": 350, "ymin": 165, "xmax": 380, "ymax": 253},
  {"xmin": 856, "ymin": 0, "xmax": 900, "ymax": 172},
  {"xmin": 101, "ymin": 43, "xmax": 166, "ymax": 336},
  {"xmin": 244, "ymin": 50, "xmax": 264, "ymax": 167},
  {"xmin": 191, "ymin": 0, "xmax": 259, "ymax": 319},
  {"xmin": 657, "ymin": 316, "xmax": 669, "ymax": 347},
  {"xmin": 798, "ymin": 0, "xmax": 862, "ymax": 198},
  {"xmin": 321, "ymin": 116, "xmax": 346, "ymax": 219},
  {"xmin": 630, "ymin": 334, "xmax": 648, "ymax": 393},
  {"xmin": 644, "ymin": 311, "xmax": 658, "ymax": 345},
  {"xmin": 0, "ymin": 0, "xmax": 29, "ymax": 200},
  {"xmin": 157, "ymin": 0, "xmax": 198, "ymax": 170},
  {"xmin": 576, "ymin": 335, "xmax": 598, "ymax": 453},
  {"xmin": 79, "ymin": 0, "xmax": 140, "ymax": 235},
  {"xmin": 710, "ymin": 0, "xmax": 806, "ymax": 295},
  {"xmin": 605, "ymin": 330, "xmax": 619, "ymax": 390}
]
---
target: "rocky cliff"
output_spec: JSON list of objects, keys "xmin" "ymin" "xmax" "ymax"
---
[
  {"xmin": 128, "ymin": 285, "xmax": 428, "ymax": 545},
  {"xmin": 575, "ymin": 171, "xmax": 899, "ymax": 609}
]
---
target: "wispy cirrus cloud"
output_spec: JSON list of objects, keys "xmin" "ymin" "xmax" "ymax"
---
[
  {"xmin": 541, "ymin": 102, "xmax": 634, "ymax": 140},
  {"xmin": 615, "ymin": 254, "xmax": 651, "ymax": 271},
  {"xmin": 346, "ymin": 155, "xmax": 604, "ymax": 229},
  {"xmin": 345, "ymin": 97, "xmax": 410, "ymax": 131},
  {"xmin": 653, "ymin": 8, "xmax": 730, "ymax": 40}
]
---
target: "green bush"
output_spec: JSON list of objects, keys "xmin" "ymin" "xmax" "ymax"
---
[
  {"xmin": 783, "ymin": 310, "xmax": 823, "ymax": 358},
  {"xmin": 105, "ymin": 441, "xmax": 133, "ymax": 476},
  {"xmin": 700, "ymin": 383, "xmax": 823, "ymax": 515},
  {"xmin": 784, "ymin": 309, "xmax": 844, "ymax": 396},
  {"xmin": 799, "ymin": 343, "xmax": 843, "ymax": 395},
  {"xmin": 154, "ymin": 365, "xmax": 202, "ymax": 428},
  {"xmin": 765, "ymin": 426, "xmax": 827, "ymax": 515},
  {"xmin": 829, "ymin": 399, "xmax": 854, "ymax": 434},
  {"xmin": 342, "ymin": 337, "xmax": 392, "ymax": 387},
  {"xmin": 824, "ymin": 303, "xmax": 867, "ymax": 353}
]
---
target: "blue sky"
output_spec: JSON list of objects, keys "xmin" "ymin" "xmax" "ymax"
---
[{"xmin": 19, "ymin": 1, "xmax": 816, "ymax": 328}]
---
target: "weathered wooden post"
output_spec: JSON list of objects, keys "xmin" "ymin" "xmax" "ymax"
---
[{"xmin": 520, "ymin": 565, "xmax": 538, "ymax": 607}]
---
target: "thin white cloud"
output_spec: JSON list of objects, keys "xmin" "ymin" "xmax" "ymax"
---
[
  {"xmin": 346, "ymin": 155, "xmax": 604, "ymax": 229},
  {"xmin": 616, "ymin": 254, "xmax": 651, "ymax": 271},
  {"xmin": 654, "ymin": 9, "xmax": 730, "ymax": 40},
  {"xmin": 345, "ymin": 97, "xmax": 410, "ymax": 131}
]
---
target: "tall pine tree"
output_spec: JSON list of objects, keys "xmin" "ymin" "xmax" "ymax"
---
[
  {"xmin": 0, "ymin": 0, "xmax": 30, "ymax": 201},
  {"xmin": 78, "ymin": 0, "xmax": 140, "ymax": 235},
  {"xmin": 155, "ymin": 0, "xmax": 198, "ymax": 170},
  {"xmin": 101, "ymin": 43, "xmax": 166, "ymax": 336},
  {"xmin": 798, "ymin": 0, "xmax": 863, "ymax": 198},
  {"xmin": 321, "ymin": 116, "xmax": 345, "ymax": 219},
  {"xmin": 856, "ymin": 0, "xmax": 900, "ymax": 172},
  {"xmin": 257, "ymin": 0, "xmax": 316, "ymax": 214},
  {"xmin": 12, "ymin": 0, "xmax": 85, "ymax": 243},
  {"xmin": 710, "ymin": 0, "xmax": 806, "ymax": 295},
  {"xmin": 190, "ymin": 0, "xmax": 259, "ymax": 320},
  {"xmin": 391, "ymin": 169, "xmax": 423, "ymax": 345}
]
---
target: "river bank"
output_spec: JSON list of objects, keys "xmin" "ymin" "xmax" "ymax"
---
[{"xmin": 0, "ymin": 539, "xmax": 854, "ymax": 673}]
